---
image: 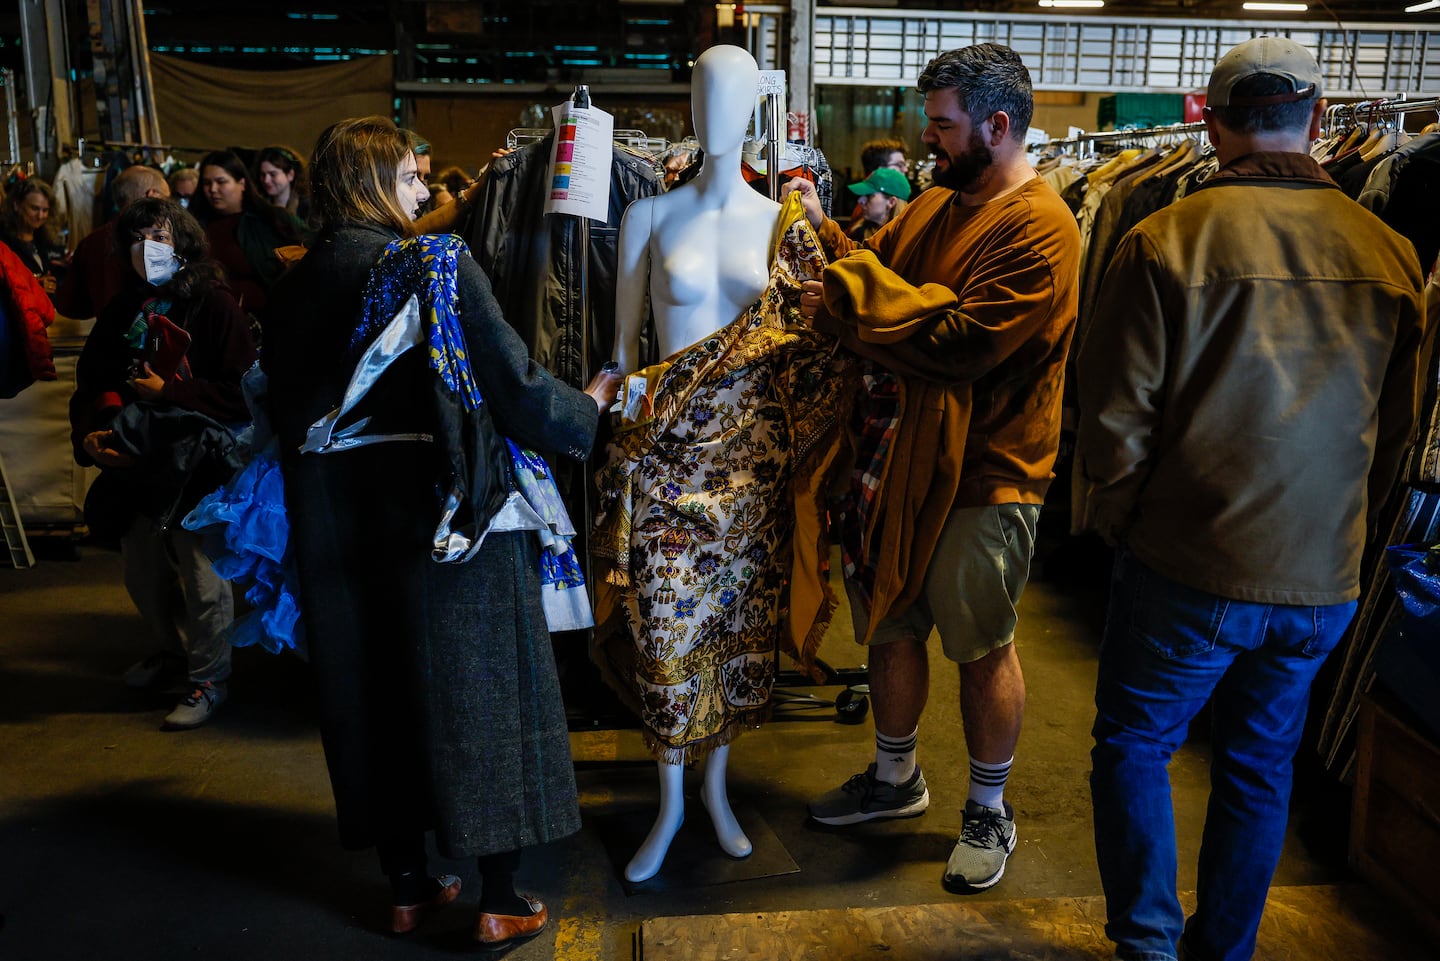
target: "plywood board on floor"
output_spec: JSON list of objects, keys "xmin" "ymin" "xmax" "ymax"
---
[
  {"xmin": 639, "ymin": 884, "xmax": 1425, "ymax": 961},
  {"xmin": 593, "ymin": 800, "xmax": 800, "ymax": 895}
]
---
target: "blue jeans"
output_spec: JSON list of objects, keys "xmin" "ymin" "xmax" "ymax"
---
[{"xmin": 1090, "ymin": 549, "xmax": 1354, "ymax": 961}]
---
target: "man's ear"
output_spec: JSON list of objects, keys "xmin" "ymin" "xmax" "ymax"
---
[{"xmin": 989, "ymin": 111, "xmax": 1012, "ymax": 146}]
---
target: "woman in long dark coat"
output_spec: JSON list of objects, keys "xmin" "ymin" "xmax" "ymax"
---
[{"xmin": 263, "ymin": 116, "xmax": 621, "ymax": 947}]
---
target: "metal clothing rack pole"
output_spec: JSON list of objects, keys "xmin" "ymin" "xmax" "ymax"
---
[
  {"xmin": 1332, "ymin": 94, "xmax": 1440, "ymax": 130},
  {"xmin": 1047, "ymin": 120, "xmax": 1208, "ymax": 151},
  {"xmin": 0, "ymin": 69, "xmax": 17, "ymax": 166},
  {"xmin": 569, "ymin": 83, "xmax": 596, "ymax": 602},
  {"xmin": 765, "ymin": 90, "xmax": 784, "ymax": 201}
]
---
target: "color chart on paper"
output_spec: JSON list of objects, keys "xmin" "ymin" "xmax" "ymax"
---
[{"xmin": 544, "ymin": 101, "xmax": 614, "ymax": 221}]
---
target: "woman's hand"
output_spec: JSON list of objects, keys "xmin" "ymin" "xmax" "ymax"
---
[
  {"xmin": 38, "ymin": 274, "xmax": 56, "ymax": 294},
  {"xmin": 584, "ymin": 366, "xmax": 624, "ymax": 413},
  {"xmin": 129, "ymin": 362, "xmax": 166, "ymax": 401},
  {"xmin": 83, "ymin": 430, "xmax": 135, "ymax": 468}
]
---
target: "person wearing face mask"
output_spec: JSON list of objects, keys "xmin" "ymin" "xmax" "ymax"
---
[
  {"xmin": 264, "ymin": 116, "xmax": 620, "ymax": 946},
  {"xmin": 54, "ymin": 165, "xmax": 169, "ymax": 321},
  {"xmin": 69, "ymin": 197, "xmax": 257, "ymax": 729}
]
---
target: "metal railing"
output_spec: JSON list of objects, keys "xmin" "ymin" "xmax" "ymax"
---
[{"xmin": 766, "ymin": 7, "xmax": 1440, "ymax": 96}]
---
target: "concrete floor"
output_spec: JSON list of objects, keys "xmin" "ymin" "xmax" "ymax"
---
[{"xmin": 0, "ymin": 537, "xmax": 1417, "ymax": 960}]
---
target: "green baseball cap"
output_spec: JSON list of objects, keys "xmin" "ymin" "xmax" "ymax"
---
[{"xmin": 849, "ymin": 166, "xmax": 912, "ymax": 200}]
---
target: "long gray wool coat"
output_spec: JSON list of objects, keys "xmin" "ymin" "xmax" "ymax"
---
[{"xmin": 263, "ymin": 223, "xmax": 598, "ymax": 858}]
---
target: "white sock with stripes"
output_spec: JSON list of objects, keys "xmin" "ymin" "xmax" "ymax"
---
[
  {"xmin": 874, "ymin": 728, "xmax": 918, "ymax": 786},
  {"xmin": 967, "ymin": 756, "xmax": 1013, "ymax": 810}
]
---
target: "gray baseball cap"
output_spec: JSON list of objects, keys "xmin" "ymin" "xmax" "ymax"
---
[{"xmin": 1206, "ymin": 36, "xmax": 1322, "ymax": 107}]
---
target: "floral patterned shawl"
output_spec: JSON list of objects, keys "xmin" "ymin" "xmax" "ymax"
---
[{"xmin": 591, "ymin": 194, "xmax": 858, "ymax": 763}]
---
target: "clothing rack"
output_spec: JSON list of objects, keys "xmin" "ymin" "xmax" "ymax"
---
[
  {"xmin": 505, "ymin": 126, "xmax": 661, "ymax": 154},
  {"xmin": 1327, "ymin": 95, "xmax": 1440, "ymax": 132},
  {"xmin": 1046, "ymin": 121, "xmax": 1208, "ymax": 157}
]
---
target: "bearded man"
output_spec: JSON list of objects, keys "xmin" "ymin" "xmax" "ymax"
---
[{"xmin": 784, "ymin": 42, "xmax": 1080, "ymax": 892}]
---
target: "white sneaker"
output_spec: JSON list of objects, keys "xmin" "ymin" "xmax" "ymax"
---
[{"xmin": 163, "ymin": 681, "xmax": 227, "ymax": 730}]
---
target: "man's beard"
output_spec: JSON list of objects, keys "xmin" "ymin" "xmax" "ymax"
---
[{"xmin": 931, "ymin": 130, "xmax": 994, "ymax": 193}]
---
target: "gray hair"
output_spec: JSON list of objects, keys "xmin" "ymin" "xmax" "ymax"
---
[
  {"xmin": 917, "ymin": 43, "xmax": 1034, "ymax": 142},
  {"xmin": 113, "ymin": 165, "xmax": 168, "ymax": 209}
]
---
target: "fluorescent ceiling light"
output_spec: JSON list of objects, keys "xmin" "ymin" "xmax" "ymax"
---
[
  {"xmin": 1038, "ymin": 0, "xmax": 1105, "ymax": 7},
  {"xmin": 1242, "ymin": 2, "xmax": 1308, "ymax": 9},
  {"xmin": 1406, "ymin": 0, "xmax": 1440, "ymax": 11}
]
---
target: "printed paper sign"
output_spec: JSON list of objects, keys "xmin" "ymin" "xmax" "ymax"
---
[
  {"xmin": 545, "ymin": 100, "xmax": 615, "ymax": 222},
  {"xmin": 758, "ymin": 69, "xmax": 786, "ymax": 97}
]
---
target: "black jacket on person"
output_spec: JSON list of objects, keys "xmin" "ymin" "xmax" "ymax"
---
[
  {"xmin": 263, "ymin": 222, "xmax": 598, "ymax": 858},
  {"xmin": 70, "ymin": 275, "xmax": 256, "ymax": 542}
]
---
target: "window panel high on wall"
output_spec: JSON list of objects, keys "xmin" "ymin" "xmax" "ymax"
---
[{"xmin": 806, "ymin": 7, "xmax": 1440, "ymax": 95}]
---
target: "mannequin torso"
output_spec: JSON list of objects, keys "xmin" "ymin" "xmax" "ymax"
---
[
  {"xmin": 614, "ymin": 44, "xmax": 780, "ymax": 371},
  {"xmin": 617, "ymin": 183, "xmax": 777, "ymax": 367}
]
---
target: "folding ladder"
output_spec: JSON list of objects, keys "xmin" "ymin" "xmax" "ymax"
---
[{"xmin": 0, "ymin": 448, "xmax": 34, "ymax": 568}]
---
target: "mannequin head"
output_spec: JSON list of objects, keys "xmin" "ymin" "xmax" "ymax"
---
[{"xmin": 691, "ymin": 45, "xmax": 759, "ymax": 156}]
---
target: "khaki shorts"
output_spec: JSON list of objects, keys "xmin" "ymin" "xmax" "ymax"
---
[{"xmin": 847, "ymin": 503, "xmax": 1041, "ymax": 663}]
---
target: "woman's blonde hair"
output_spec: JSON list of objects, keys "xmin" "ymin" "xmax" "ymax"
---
[{"xmin": 308, "ymin": 116, "xmax": 415, "ymax": 236}]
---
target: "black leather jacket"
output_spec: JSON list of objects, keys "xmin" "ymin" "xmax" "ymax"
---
[{"xmin": 465, "ymin": 135, "xmax": 664, "ymax": 387}]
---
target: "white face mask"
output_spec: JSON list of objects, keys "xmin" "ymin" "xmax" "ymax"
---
[{"xmin": 140, "ymin": 238, "xmax": 182, "ymax": 286}]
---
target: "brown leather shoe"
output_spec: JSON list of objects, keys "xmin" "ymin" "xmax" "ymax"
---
[
  {"xmin": 474, "ymin": 895, "xmax": 547, "ymax": 948},
  {"xmin": 390, "ymin": 874, "xmax": 462, "ymax": 935}
]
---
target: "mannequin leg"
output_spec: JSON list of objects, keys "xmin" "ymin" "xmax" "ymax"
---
[
  {"xmin": 700, "ymin": 743, "xmax": 752, "ymax": 859},
  {"xmin": 625, "ymin": 760, "xmax": 685, "ymax": 883}
]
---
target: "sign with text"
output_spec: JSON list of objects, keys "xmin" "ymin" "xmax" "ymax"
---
[{"xmin": 545, "ymin": 100, "xmax": 615, "ymax": 222}]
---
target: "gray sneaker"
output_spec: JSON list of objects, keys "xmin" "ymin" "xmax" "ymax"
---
[
  {"xmin": 808, "ymin": 763, "xmax": 929, "ymax": 826},
  {"xmin": 943, "ymin": 799, "xmax": 1017, "ymax": 891},
  {"xmin": 163, "ymin": 681, "xmax": 227, "ymax": 730}
]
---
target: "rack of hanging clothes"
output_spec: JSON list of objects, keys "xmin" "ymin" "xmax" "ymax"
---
[
  {"xmin": 1038, "ymin": 122, "xmax": 1215, "ymax": 356},
  {"xmin": 1309, "ymin": 92, "xmax": 1440, "ymax": 781},
  {"xmin": 741, "ymin": 82, "xmax": 834, "ymax": 213},
  {"xmin": 1036, "ymin": 121, "xmax": 1219, "ymax": 623},
  {"xmin": 1314, "ymin": 95, "xmax": 1440, "ymax": 277},
  {"xmin": 464, "ymin": 93, "xmax": 668, "ymax": 730},
  {"xmin": 51, "ymin": 140, "xmax": 101, "ymax": 254}
]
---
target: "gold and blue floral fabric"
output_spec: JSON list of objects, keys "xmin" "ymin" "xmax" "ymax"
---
[{"xmin": 591, "ymin": 195, "xmax": 857, "ymax": 763}]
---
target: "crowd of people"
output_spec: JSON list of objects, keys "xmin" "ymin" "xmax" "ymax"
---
[{"xmin": 4, "ymin": 34, "xmax": 1425, "ymax": 961}]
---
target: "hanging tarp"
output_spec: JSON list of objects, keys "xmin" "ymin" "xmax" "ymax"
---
[{"xmin": 150, "ymin": 53, "xmax": 394, "ymax": 157}]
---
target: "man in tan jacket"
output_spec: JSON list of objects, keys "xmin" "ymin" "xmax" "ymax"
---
[{"xmin": 1075, "ymin": 37, "xmax": 1426, "ymax": 961}]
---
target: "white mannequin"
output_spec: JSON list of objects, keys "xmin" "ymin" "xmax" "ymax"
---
[{"xmin": 612, "ymin": 44, "xmax": 781, "ymax": 883}]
